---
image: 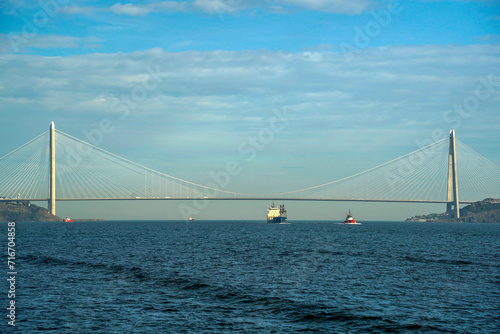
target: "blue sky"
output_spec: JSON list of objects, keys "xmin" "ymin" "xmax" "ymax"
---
[{"xmin": 0, "ymin": 0, "xmax": 499, "ymax": 220}]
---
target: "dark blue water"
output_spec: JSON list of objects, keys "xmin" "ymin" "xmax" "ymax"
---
[{"xmin": 3, "ymin": 221, "xmax": 500, "ymax": 333}]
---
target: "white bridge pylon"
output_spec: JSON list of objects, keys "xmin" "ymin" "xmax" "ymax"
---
[{"xmin": 0, "ymin": 123, "xmax": 499, "ymax": 216}]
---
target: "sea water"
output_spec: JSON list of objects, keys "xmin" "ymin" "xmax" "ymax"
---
[{"xmin": 4, "ymin": 220, "xmax": 500, "ymax": 333}]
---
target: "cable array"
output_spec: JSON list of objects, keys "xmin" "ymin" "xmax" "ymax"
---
[
  {"xmin": 0, "ymin": 129, "xmax": 499, "ymax": 202},
  {"xmin": 0, "ymin": 131, "xmax": 49, "ymax": 199},
  {"xmin": 455, "ymin": 139, "xmax": 500, "ymax": 202},
  {"xmin": 53, "ymin": 130, "xmax": 252, "ymax": 199},
  {"xmin": 273, "ymin": 139, "xmax": 452, "ymax": 201}
]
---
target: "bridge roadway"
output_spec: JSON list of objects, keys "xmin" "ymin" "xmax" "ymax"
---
[{"xmin": 0, "ymin": 197, "xmax": 475, "ymax": 204}]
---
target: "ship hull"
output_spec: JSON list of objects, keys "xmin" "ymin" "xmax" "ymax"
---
[{"xmin": 267, "ymin": 216, "xmax": 287, "ymax": 224}]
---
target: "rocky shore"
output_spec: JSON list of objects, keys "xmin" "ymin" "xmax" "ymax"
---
[{"xmin": 406, "ymin": 198, "xmax": 500, "ymax": 223}]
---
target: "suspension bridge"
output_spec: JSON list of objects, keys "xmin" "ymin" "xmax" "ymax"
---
[{"xmin": 1, "ymin": 122, "xmax": 499, "ymax": 218}]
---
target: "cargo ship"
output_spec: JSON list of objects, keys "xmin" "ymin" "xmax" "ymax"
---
[{"xmin": 267, "ymin": 202, "xmax": 287, "ymax": 223}]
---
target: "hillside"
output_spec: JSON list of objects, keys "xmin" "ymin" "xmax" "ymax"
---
[
  {"xmin": 0, "ymin": 201, "xmax": 62, "ymax": 222},
  {"xmin": 406, "ymin": 198, "xmax": 500, "ymax": 223}
]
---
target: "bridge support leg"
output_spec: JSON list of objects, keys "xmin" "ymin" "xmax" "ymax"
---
[
  {"xmin": 48, "ymin": 121, "xmax": 56, "ymax": 216},
  {"xmin": 446, "ymin": 129, "xmax": 460, "ymax": 218}
]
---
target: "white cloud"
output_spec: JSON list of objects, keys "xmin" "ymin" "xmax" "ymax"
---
[
  {"xmin": 59, "ymin": 1, "xmax": 193, "ymax": 17},
  {"xmin": 59, "ymin": 0, "xmax": 373, "ymax": 16},
  {"xmin": 59, "ymin": 5, "xmax": 98, "ymax": 15},
  {"xmin": 109, "ymin": 3, "xmax": 155, "ymax": 16},
  {"xmin": 192, "ymin": 0, "xmax": 241, "ymax": 13},
  {"xmin": 277, "ymin": 0, "xmax": 371, "ymax": 14},
  {"xmin": 0, "ymin": 44, "xmax": 499, "ymax": 181},
  {"xmin": 152, "ymin": 1, "xmax": 190, "ymax": 11},
  {"xmin": 0, "ymin": 33, "xmax": 103, "ymax": 53},
  {"xmin": 0, "ymin": 0, "xmax": 34, "ymax": 16}
]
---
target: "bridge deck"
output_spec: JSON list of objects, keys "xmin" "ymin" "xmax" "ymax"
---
[{"xmin": 0, "ymin": 198, "xmax": 475, "ymax": 204}]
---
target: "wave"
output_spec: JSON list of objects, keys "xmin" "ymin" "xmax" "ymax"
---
[
  {"xmin": 22, "ymin": 253, "xmax": 450, "ymax": 332},
  {"xmin": 403, "ymin": 255, "xmax": 475, "ymax": 266}
]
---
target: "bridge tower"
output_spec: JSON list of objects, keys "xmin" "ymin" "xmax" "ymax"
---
[
  {"xmin": 48, "ymin": 121, "xmax": 56, "ymax": 215},
  {"xmin": 446, "ymin": 129, "xmax": 460, "ymax": 218}
]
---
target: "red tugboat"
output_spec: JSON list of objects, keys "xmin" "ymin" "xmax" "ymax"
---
[
  {"xmin": 343, "ymin": 210, "xmax": 360, "ymax": 224},
  {"xmin": 63, "ymin": 216, "xmax": 73, "ymax": 222}
]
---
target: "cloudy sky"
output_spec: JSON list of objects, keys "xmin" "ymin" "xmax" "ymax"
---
[{"xmin": 0, "ymin": 0, "xmax": 499, "ymax": 220}]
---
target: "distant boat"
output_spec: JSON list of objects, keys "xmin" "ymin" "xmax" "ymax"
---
[
  {"xmin": 267, "ymin": 202, "xmax": 287, "ymax": 223},
  {"xmin": 63, "ymin": 216, "xmax": 74, "ymax": 222},
  {"xmin": 188, "ymin": 216, "xmax": 195, "ymax": 221},
  {"xmin": 343, "ymin": 210, "xmax": 360, "ymax": 224}
]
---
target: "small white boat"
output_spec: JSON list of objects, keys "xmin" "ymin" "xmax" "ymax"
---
[{"xmin": 188, "ymin": 216, "xmax": 195, "ymax": 221}]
